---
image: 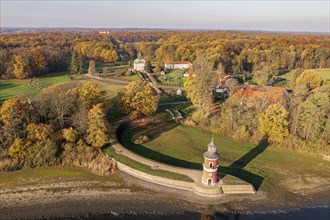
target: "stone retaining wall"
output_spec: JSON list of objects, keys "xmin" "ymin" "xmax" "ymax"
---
[{"xmin": 117, "ymin": 162, "xmax": 196, "ymax": 192}]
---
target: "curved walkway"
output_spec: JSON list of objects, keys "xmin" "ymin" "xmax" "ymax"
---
[
  {"xmin": 110, "ymin": 118, "xmax": 256, "ymax": 195},
  {"xmin": 110, "ymin": 118, "xmax": 202, "ymax": 183}
]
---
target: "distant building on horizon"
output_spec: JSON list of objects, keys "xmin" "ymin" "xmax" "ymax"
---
[
  {"xmin": 99, "ymin": 30, "xmax": 110, "ymax": 34},
  {"xmin": 165, "ymin": 61, "xmax": 192, "ymax": 70},
  {"xmin": 133, "ymin": 54, "xmax": 146, "ymax": 72}
]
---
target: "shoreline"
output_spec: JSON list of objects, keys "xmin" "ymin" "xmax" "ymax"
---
[{"xmin": 1, "ymin": 170, "xmax": 329, "ymax": 220}]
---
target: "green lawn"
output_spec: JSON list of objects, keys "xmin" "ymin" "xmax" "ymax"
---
[
  {"xmin": 274, "ymin": 68, "xmax": 330, "ymax": 89},
  {"xmin": 313, "ymin": 68, "xmax": 330, "ymax": 81},
  {"xmin": 157, "ymin": 69, "xmax": 186, "ymax": 85},
  {"xmin": 119, "ymin": 122, "xmax": 330, "ymax": 194},
  {"xmin": 0, "ymin": 72, "xmax": 70, "ymax": 104},
  {"xmin": 104, "ymin": 147, "xmax": 193, "ymax": 182},
  {"xmin": 0, "ymin": 72, "xmax": 128, "ymax": 104}
]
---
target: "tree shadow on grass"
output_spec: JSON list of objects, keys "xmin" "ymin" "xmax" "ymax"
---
[
  {"xmin": 117, "ymin": 124, "xmax": 268, "ymax": 190},
  {"xmin": 218, "ymin": 140, "xmax": 268, "ymax": 190}
]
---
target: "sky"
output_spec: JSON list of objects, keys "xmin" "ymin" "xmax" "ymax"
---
[{"xmin": 1, "ymin": 0, "xmax": 329, "ymax": 32}]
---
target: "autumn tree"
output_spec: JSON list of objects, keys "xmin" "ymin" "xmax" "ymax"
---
[
  {"xmin": 26, "ymin": 123, "xmax": 53, "ymax": 141},
  {"xmin": 0, "ymin": 99, "xmax": 30, "ymax": 147},
  {"xmin": 13, "ymin": 55, "xmax": 31, "ymax": 79},
  {"xmin": 88, "ymin": 60, "xmax": 96, "ymax": 75},
  {"xmin": 78, "ymin": 83, "xmax": 107, "ymax": 109},
  {"xmin": 118, "ymin": 81, "xmax": 158, "ymax": 119},
  {"xmin": 62, "ymin": 127, "xmax": 79, "ymax": 143},
  {"xmin": 37, "ymin": 84, "xmax": 78, "ymax": 130},
  {"xmin": 258, "ymin": 103, "xmax": 289, "ymax": 143},
  {"xmin": 298, "ymin": 87, "xmax": 329, "ymax": 141},
  {"xmin": 184, "ymin": 56, "xmax": 218, "ymax": 117},
  {"xmin": 8, "ymin": 138, "xmax": 32, "ymax": 159},
  {"xmin": 86, "ymin": 104, "xmax": 110, "ymax": 148},
  {"xmin": 295, "ymin": 70, "xmax": 322, "ymax": 90},
  {"xmin": 70, "ymin": 51, "xmax": 83, "ymax": 74},
  {"xmin": 29, "ymin": 48, "xmax": 48, "ymax": 75}
]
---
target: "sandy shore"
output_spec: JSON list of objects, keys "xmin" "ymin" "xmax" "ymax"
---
[{"xmin": 0, "ymin": 170, "xmax": 329, "ymax": 220}]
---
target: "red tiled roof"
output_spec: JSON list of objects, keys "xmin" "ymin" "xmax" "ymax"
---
[{"xmin": 232, "ymin": 85, "xmax": 288, "ymax": 104}]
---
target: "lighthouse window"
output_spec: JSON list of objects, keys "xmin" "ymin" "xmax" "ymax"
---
[
  {"xmin": 209, "ymin": 162, "xmax": 213, "ymax": 168},
  {"xmin": 208, "ymin": 173, "xmax": 212, "ymax": 177}
]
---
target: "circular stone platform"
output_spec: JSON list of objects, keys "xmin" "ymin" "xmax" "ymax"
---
[{"xmin": 194, "ymin": 181, "xmax": 223, "ymax": 197}]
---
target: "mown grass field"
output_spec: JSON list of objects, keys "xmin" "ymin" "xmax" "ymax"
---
[
  {"xmin": 0, "ymin": 72, "xmax": 128, "ymax": 104},
  {"xmin": 0, "ymin": 72, "xmax": 70, "ymax": 104},
  {"xmin": 156, "ymin": 69, "xmax": 186, "ymax": 85},
  {"xmin": 120, "ymin": 122, "xmax": 330, "ymax": 196},
  {"xmin": 274, "ymin": 68, "xmax": 330, "ymax": 88}
]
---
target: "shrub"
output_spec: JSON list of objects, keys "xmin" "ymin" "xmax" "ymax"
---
[
  {"xmin": 24, "ymin": 140, "xmax": 59, "ymax": 168},
  {"xmin": 0, "ymin": 157, "xmax": 24, "ymax": 172},
  {"xmin": 62, "ymin": 139, "xmax": 116, "ymax": 175},
  {"xmin": 132, "ymin": 135, "xmax": 150, "ymax": 144}
]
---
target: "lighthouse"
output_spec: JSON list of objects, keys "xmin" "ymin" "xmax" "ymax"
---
[{"xmin": 201, "ymin": 137, "xmax": 220, "ymax": 186}]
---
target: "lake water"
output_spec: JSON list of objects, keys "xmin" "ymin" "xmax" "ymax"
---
[{"xmin": 56, "ymin": 206, "xmax": 330, "ymax": 220}]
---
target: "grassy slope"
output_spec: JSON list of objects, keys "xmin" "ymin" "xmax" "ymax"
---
[
  {"xmin": 0, "ymin": 72, "xmax": 70, "ymax": 104},
  {"xmin": 121, "ymin": 123, "xmax": 330, "ymax": 195}
]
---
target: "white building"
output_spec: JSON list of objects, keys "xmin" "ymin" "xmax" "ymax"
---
[
  {"xmin": 165, "ymin": 61, "xmax": 192, "ymax": 70},
  {"xmin": 133, "ymin": 54, "xmax": 146, "ymax": 72},
  {"xmin": 99, "ymin": 30, "xmax": 110, "ymax": 34}
]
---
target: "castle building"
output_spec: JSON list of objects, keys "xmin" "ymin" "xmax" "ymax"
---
[
  {"xmin": 201, "ymin": 137, "xmax": 220, "ymax": 186},
  {"xmin": 133, "ymin": 54, "xmax": 146, "ymax": 72}
]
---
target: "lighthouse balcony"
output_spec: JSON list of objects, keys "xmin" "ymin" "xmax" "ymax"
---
[{"xmin": 202, "ymin": 164, "xmax": 218, "ymax": 172}]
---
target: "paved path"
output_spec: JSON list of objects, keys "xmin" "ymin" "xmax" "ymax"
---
[{"xmin": 110, "ymin": 118, "xmax": 202, "ymax": 183}]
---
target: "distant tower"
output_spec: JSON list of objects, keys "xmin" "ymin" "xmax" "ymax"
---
[{"xmin": 201, "ymin": 137, "xmax": 220, "ymax": 186}]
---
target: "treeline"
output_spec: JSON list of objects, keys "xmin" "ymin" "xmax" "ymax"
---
[
  {"xmin": 2, "ymin": 31, "xmax": 329, "ymax": 80},
  {"xmin": 0, "ymin": 33, "xmax": 120, "ymax": 79},
  {"xmin": 134, "ymin": 32, "xmax": 329, "ymax": 78},
  {"xmin": 0, "ymin": 82, "xmax": 116, "ymax": 173}
]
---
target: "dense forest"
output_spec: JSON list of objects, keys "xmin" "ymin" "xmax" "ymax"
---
[{"xmin": 1, "ymin": 31, "xmax": 329, "ymax": 81}]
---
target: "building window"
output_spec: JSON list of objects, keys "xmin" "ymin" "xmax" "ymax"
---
[{"xmin": 209, "ymin": 162, "xmax": 213, "ymax": 168}]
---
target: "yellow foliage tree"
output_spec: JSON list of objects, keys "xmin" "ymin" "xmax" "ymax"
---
[
  {"xmin": 0, "ymin": 98, "xmax": 29, "ymax": 125},
  {"xmin": 62, "ymin": 127, "xmax": 79, "ymax": 143},
  {"xmin": 77, "ymin": 83, "xmax": 107, "ymax": 109},
  {"xmin": 86, "ymin": 104, "xmax": 110, "ymax": 148},
  {"xmin": 26, "ymin": 123, "xmax": 53, "ymax": 141},
  {"xmin": 258, "ymin": 103, "xmax": 289, "ymax": 143},
  {"xmin": 8, "ymin": 138, "xmax": 32, "ymax": 158},
  {"xmin": 118, "ymin": 81, "xmax": 158, "ymax": 119},
  {"xmin": 13, "ymin": 55, "xmax": 31, "ymax": 79},
  {"xmin": 295, "ymin": 70, "xmax": 322, "ymax": 90}
]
